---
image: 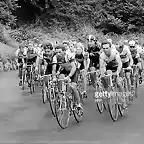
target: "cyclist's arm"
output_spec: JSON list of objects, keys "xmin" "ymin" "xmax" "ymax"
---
[
  {"xmin": 127, "ymin": 49, "xmax": 133, "ymax": 67},
  {"xmin": 99, "ymin": 55, "xmax": 106, "ymax": 75},
  {"xmin": 68, "ymin": 61, "xmax": 77, "ymax": 78},
  {"xmin": 52, "ymin": 55, "xmax": 57, "ymax": 76},
  {"xmin": 84, "ymin": 58, "xmax": 90, "ymax": 70},
  {"xmin": 115, "ymin": 53, "xmax": 122, "ymax": 74}
]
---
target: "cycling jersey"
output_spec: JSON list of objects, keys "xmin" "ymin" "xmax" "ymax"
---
[
  {"xmin": 26, "ymin": 48, "xmax": 37, "ymax": 64},
  {"xmin": 15, "ymin": 48, "xmax": 27, "ymax": 58},
  {"xmin": 54, "ymin": 55, "xmax": 79, "ymax": 82},
  {"xmin": 100, "ymin": 49, "xmax": 121, "ymax": 73},
  {"xmin": 119, "ymin": 45, "xmax": 131, "ymax": 63},
  {"xmin": 27, "ymin": 48, "xmax": 37, "ymax": 59},
  {"xmin": 43, "ymin": 53, "xmax": 56, "ymax": 75},
  {"xmin": 87, "ymin": 43, "xmax": 100, "ymax": 68},
  {"xmin": 75, "ymin": 53, "xmax": 84, "ymax": 70},
  {"xmin": 15, "ymin": 48, "xmax": 27, "ymax": 64}
]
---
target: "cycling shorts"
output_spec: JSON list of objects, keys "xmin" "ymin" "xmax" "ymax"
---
[
  {"xmin": 122, "ymin": 61, "xmax": 129, "ymax": 68},
  {"xmin": 133, "ymin": 57, "xmax": 139, "ymax": 65},
  {"xmin": 18, "ymin": 58, "xmax": 27, "ymax": 63}
]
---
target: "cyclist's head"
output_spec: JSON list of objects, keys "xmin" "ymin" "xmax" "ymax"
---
[
  {"xmin": 129, "ymin": 40, "xmax": 136, "ymax": 50},
  {"xmin": 69, "ymin": 42, "xmax": 75, "ymax": 53},
  {"xmin": 101, "ymin": 41, "xmax": 111, "ymax": 56},
  {"xmin": 42, "ymin": 42, "xmax": 53, "ymax": 55},
  {"xmin": 76, "ymin": 42, "xmax": 84, "ymax": 54},
  {"xmin": 84, "ymin": 52, "xmax": 89, "ymax": 59},
  {"xmin": 55, "ymin": 45, "xmax": 66, "ymax": 62},
  {"xmin": 62, "ymin": 40, "xmax": 69, "ymax": 50},
  {"xmin": 116, "ymin": 41, "xmax": 124, "ymax": 52},
  {"xmin": 88, "ymin": 35, "xmax": 96, "ymax": 47},
  {"xmin": 55, "ymin": 45, "xmax": 66, "ymax": 56}
]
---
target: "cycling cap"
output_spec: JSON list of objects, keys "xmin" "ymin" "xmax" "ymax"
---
[{"xmin": 129, "ymin": 40, "xmax": 136, "ymax": 46}]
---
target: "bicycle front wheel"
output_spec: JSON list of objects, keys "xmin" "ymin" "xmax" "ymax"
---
[
  {"xmin": 49, "ymin": 88, "xmax": 56, "ymax": 117},
  {"xmin": 54, "ymin": 94, "xmax": 70, "ymax": 129},
  {"xmin": 107, "ymin": 88, "xmax": 119, "ymax": 122}
]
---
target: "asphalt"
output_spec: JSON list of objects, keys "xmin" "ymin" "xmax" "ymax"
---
[{"xmin": 0, "ymin": 71, "xmax": 144, "ymax": 144}]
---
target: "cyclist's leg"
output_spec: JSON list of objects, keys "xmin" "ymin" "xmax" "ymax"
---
[
  {"xmin": 123, "ymin": 61, "xmax": 131, "ymax": 92},
  {"xmin": 82, "ymin": 69, "xmax": 87, "ymax": 94},
  {"xmin": 116, "ymin": 69, "xmax": 127, "ymax": 108},
  {"xmin": 138, "ymin": 61, "xmax": 142, "ymax": 80},
  {"xmin": 71, "ymin": 70, "xmax": 82, "ymax": 108},
  {"xmin": 90, "ymin": 66, "xmax": 96, "ymax": 88}
]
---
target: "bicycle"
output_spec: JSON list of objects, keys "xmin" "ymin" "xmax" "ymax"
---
[
  {"xmin": 77, "ymin": 69, "xmax": 87, "ymax": 100},
  {"xmin": 40, "ymin": 74, "xmax": 56, "ymax": 117},
  {"xmin": 122, "ymin": 67, "xmax": 133, "ymax": 105},
  {"xmin": 92, "ymin": 70, "xmax": 106, "ymax": 114},
  {"xmin": 53, "ymin": 78, "xmax": 83, "ymax": 129},
  {"xmin": 26, "ymin": 64, "xmax": 36, "ymax": 94},
  {"xmin": 94, "ymin": 70, "xmax": 126, "ymax": 121}
]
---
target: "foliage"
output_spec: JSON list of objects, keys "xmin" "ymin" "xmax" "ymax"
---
[{"xmin": 0, "ymin": 0, "xmax": 18, "ymax": 26}]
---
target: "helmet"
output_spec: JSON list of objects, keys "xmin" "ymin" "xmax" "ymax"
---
[
  {"xmin": 88, "ymin": 35, "xmax": 96, "ymax": 41},
  {"xmin": 107, "ymin": 39, "xmax": 112, "ymax": 44},
  {"xmin": 129, "ymin": 40, "xmax": 136, "ymax": 46}
]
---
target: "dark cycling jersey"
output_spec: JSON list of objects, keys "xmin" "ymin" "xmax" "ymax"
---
[
  {"xmin": 75, "ymin": 53, "xmax": 84, "ymax": 70},
  {"xmin": 87, "ymin": 43, "xmax": 100, "ymax": 68}
]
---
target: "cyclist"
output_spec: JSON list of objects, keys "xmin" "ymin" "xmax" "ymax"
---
[
  {"xmin": 87, "ymin": 35, "xmax": 101, "ymax": 88},
  {"xmin": 41, "ymin": 42, "xmax": 56, "ymax": 87},
  {"xmin": 26, "ymin": 42, "xmax": 38, "ymax": 86},
  {"xmin": 128, "ymin": 40, "xmax": 143, "ymax": 83},
  {"xmin": 75, "ymin": 42, "xmax": 87, "ymax": 97},
  {"xmin": 52, "ymin": 45, "xmax": 83, "ymax": 110},
  {"xmin": 116, "ymin": 41, "xmax": 133, "ymax": 97},
  {"xmin": 15, "ymin": 44, "xmax": 27, "ymax": 86},
  {"xmin": 100, "ymin": 41, "xmax": 127, "ymax": 109}
]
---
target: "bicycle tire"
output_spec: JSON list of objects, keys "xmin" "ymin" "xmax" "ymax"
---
[
  {"xmin": 107, "ymin": 87, "xmax": 119, "ymax": 121},
  {"xmin": 54, "ymin": 93, "xmax": 70, "ymax": 129},
  {"xmin": 73, "ymin": 90, "xmax": 83, "ymax": 123},
  {"xmin": 49, "ymin": 88, "xmax": 56, "ymax": 117},
  {"xmin": 95, "ymin": 84, "xmax": 104, "ymax": 114}
]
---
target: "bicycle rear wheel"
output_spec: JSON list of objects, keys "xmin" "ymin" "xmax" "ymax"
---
[
  {"xmin": 108, "ymin": 87, "xmax": 119, "ymax": 121},
  {"xmin": 54, "ymin": 93, "xmax": 70, "ymax": 129}
]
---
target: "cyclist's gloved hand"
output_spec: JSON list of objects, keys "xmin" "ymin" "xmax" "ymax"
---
[
  {"xmin": 53, "ymin": 76, "xmax": 57, "ymax": 82},
  {"xmin": 127, "ymin": 66, "xmax": 132, "ymax": 70},
  {"xmin": 65, "ymin": 76, "xmax": 71, "ymax": 82},
  {"xmin": 35, "ymin": 66, "xmax": 38, "ymax": 71},
  {"xmin": 113, "ymin": 71, "xmax": 119, "ymax": 76}
]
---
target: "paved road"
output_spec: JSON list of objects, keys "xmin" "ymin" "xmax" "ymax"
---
[{"xmin": 0, "ymin": 71, "xmax": 144, "ymax": 144}]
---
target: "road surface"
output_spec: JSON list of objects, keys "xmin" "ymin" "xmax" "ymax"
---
[{"xmin": 0, "ymin": 71, "xmax": 144, "ymax": 144}]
